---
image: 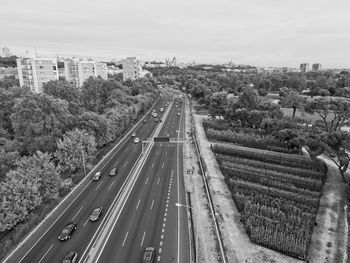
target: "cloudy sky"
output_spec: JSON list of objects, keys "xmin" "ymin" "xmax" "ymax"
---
[{"xmin": 1, "ymin": 0, "xmax": 350, "ymax": 68}]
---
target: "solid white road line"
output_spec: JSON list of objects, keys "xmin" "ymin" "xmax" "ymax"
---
[
  {"xmin": 136, "ymin": 200, "xmax": 141, "ymax": 210},
  {"xmin": 151, "ymin": 200, "xmax": 154, "ymax": 210},
  {"xmin": 108, "ymin": 181, "xmax": 115, "ymax": 191},
  {"xmin": 96, "ymin": 180, "xmax": 103, "ymax": 190},
  {"xmin": 145, "ymin": 177, "xmax": 149, "ymax": 184},
  {"xmin": 72, "ymin": 206, "xmax": 84, "ymax": 220},
  {"xmin": 140, "ymin": 232, "xmax": 146, "ymax": 247},
  {"xmin": 122, "ymin": 232, "xmax": 129, "ymax": 247},
  {"xmin": 38, "ymin": 244, "xmax": 54, "ymax": 263}
]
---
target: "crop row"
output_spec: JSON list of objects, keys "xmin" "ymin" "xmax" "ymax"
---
[
  {"xmin": 216, "ymin": 153, "xmax": 326, "ymax": 182},
  {"xmin": 205, "ymin": 128, "xmax": 299, "ymax": 154},
  {"xmin": 212, "ymin": 143, "xmax": 326, "ymax": 172}
]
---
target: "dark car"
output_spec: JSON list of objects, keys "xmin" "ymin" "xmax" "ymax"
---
[
  {"xmin": 62, "ymin": 251, "xmax": 78, "ymax": 263},
  {"xmin": 58, "ymin": 222, "xmax": 77, "ymax": 241},
  {"xmin": 89, "ymin": 207, "xmax": 103, "ymax": 222},
  {"xmin": 142, "ymin": 247, "xmax": 155, "ymax": 263},
  {"xmin": 143, "ymin": 118, "xmax": 147, "ymax": 123},
  {"xmin": 109, "ymin": 168, "xmax": 117, "ymax": 176}
]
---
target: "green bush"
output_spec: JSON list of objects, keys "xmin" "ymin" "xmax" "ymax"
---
[{"xmin": 59, "ymin": 187, "xmax": 71, "ymax": 198}]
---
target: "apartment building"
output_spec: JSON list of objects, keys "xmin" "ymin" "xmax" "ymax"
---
[
  {"xmin": 122, "ymin": 57, "xmax": 142, "ymax": 81},
  {"xmin": 312, "ymin": 63, "xmax": 322, "ymax": 71},
  {"xmin": 300, "ymin": 63, "xmax": 310, "ymax": 73},
  {"xmin": 17, "ymin": 57, "xmax": 58, "ymax": 93},
  {"xmin": 64, "ymin": 59, "xmax": 107, "ymax": 87}
]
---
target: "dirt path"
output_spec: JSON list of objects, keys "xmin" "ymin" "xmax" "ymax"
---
[{"xmin": 307, "ymin": 155, "xmax": 348, "ymax": 263}]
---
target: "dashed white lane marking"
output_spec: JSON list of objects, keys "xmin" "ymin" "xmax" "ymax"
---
[
  {"xmin": 164, "ymin": 218, "xmax": 167, "ymax": 222},
  {"xmin": 151, "ymin": 200, "xmax": 154, "ymax": 210},
  {"xmin": 162, "ymin": 228, "xmax": 165, "ymax": 233},
  {"xmin": 165, "ymin": 208, "xmax": 168, "ymax": 212},
  {"xmin": 156, "ymin": 151, "xmax": 159, "ymax": 155},
  {"xmin": 164, "ymin": 212, "xmax": 167, "ymax": 217},
  {"xmin": 123, "ymin": 160, "xmax": 128, "ymax": 167},
  {"xmin": 161, "ymin": 162, "xmax": 164, "ymax": 168},
  {"xmin": 157, "ymin": 256, "xmax": 161, "ymax": 262},
  {"xmin": 83, "ymin": 218, "xmax": 90, "ymax": 227},
  {"xmin": 140, "ymin": 232, "xmax": 146, "ymax": 247},
  {"xmin": 160, "ymin": 241, "xmax": 163, "ymax": 246},
  {"xmin": 124, "ymin": 146, "xmax": 129, "ymax": 152},
  {"xmin": 96, "ymin": 180, "xmax": 103, "ymax": 190},
  {"xmin": 161, "ymin": 234, "xmax": 164, "ymax": 239},
  {"xmin": 145, "ymin": 177, "xmax": 149, "ymax": 184},
  {"xmin": 157, "ymin": 178, "xmax": 160, "ymax": 185},
  {"xmin": 165, "ymin": 151, "xmax": 167, "ymax": 156},
  {"xmin": 115, "ymin": 160, "xmax": 119, "ymax": 165},
  {"xmin": 108, "ymin": 181, "xmax": 115, "ymax": 191},
  {"xmin": 38, "ymin": 244, "xmax": 54, "ymax": 263},
  {"xmin": 122, "ymin": 232, "xmax": 129, "ymax": 247},
  {"xmin": 136, "ymin": 200, "xmax": 141, "ymax": 210},
  {"xmin": 152, "ymin": 162, "xmax": 155, "ymax": 168},
  {"xmin": 159, "ymin": 248, "xmax": 162, "ymax": 254},
  {"xmin": 72, "ymin": 206, "xmax": 84, "ymax": 220}
]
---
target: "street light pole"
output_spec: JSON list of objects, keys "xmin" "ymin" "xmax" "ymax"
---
[{"xmin": 81, "ymin": 135, "xmax": 87, "ymax": 177}]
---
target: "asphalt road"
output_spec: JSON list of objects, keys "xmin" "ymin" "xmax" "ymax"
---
[
  {"xmin": 3, "ymin": 96, "xmax": 190, "ymax": 263},
  {"xmin": 93, "ymin": 98, "xmax": 189, "ymax": 263}
]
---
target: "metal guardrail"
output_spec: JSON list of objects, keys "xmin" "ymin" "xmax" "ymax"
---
[{"xmin": 189, "ymin": 99, "xmax": 228, "ymax": 263}]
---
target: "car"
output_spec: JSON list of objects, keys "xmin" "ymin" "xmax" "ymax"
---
[
  {"xmin": 175, "ymin": 105, "xmax": 178, "ymax": 108},
  {"xmin": 131, "ymin": 132, "xmax": 136, "ymax": 137},
  {"xmin": 143, "ymin": 118, "xmax": 147, "ymax": 123},
  {"xmin": 160, "ymin": 108, "xmax": 164, "ymax": 112},
  {"xmin": 142, "ymin": 247, "xmax": 155, "ymax": 263},
  {"xmin": 93, "ymin": 171, "xmax": 101, "ymax": 181},
  {"xmin": 58, "ymin": 222, "xmax": 77, "ymax": 241},
  {"xmin": 62, "ymin": 251, "xmax": 78, "ymax": 263},
  {"xmin": 109, "ymin": 168, "xmax": 117, "ymax": 176},
  {"xmin": 177, "ymin": 112, "xmax": 181, "ymax": 116},
  {"xmin": 155, "ymin": 118, "xmax": 159, "ymax": 122},
  {"xmin": 153, "ymin": 113, "xmax": 157, "ymax": 118},
  {"xmin": 134, "ymin": 137, "xmax": 140, "ymax": 143},
  {"xmin": 89, "ymin": 207, "xmax": 103, "ymax": 222}
]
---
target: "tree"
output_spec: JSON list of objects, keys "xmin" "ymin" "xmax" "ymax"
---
[
  {"xmin": 15, "ymin": 151, "xmax": 60, "ymax": 201},
  {"xmin": 43, "ymin": 80, "xmax": 80, "ymax": 104},
  {"xmin": 10, "ymin": 93, "xmax": 74, "ymax": 154},
  {"xmin": 208, "ymin": 92, "xmax": 228, "ymax": 118},
  {"xmin": 238, "ymin": 86, "xmax": 259, "ymax": 110},
  {"xmin": 55, "ymin": 129, "xmax": 96, "ymax": 174},
  {"xmin": 303, "ymin": 97, "xmax": 350, "ymax": 132},
  {"xmin": 280, "ymin": 90, "xmax": 304, "ymax": 118},
  {"xmin": 306, "ymin": 131, "xmax": 350, "ymax": 182}
]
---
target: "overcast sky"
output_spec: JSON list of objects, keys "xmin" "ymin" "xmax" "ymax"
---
[{"xmin": 1, "ymin": 0, "xmax": 350, "ymax": 68}]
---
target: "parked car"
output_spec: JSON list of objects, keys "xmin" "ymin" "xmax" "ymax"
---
[
  {"xmin": 58, "ymin": 222, "xmax": 77, "ymax": 241},
  {"xmin": 93, "ymin": 171, "xmax": 101, "ymax": 181},
  {"xmin": 155, "ymin": 118, "xmax": 159, "ymax": 122},
  {"xmin": 62, "ymin": 251, "xmax": 78, "ymax": 263},
  {"xmin": 177, "ymin": 112, "xmax": 181, "ymax": 116},
  {"xmin": 89, "ymin": 207, "xmax": 103, "ymax": 222},
  {"xmin": 131, "ymin": 132, "xmax": 136, "ymax": 137},
  {"xmin": 142, "ymin": 247, "xmax": 155, "ymax": 263},
  {"xmin": 109, "ymin": 168, "xmax": 117, "ymax": 176},
  {"xmin": 134, "ymin": 137, "xmax": 140, "ymax": 143}
]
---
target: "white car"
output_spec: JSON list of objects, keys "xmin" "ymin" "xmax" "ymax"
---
[
  {"xmin": 134, "ymin": 137, "xmax": 140, "ymax": 143},
  {"xmin": 93, "ymin": 172, "xmax": 101, "ymax": 181}
]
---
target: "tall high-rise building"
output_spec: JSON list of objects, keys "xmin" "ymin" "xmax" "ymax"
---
[
  {"xmin": 122, "ymin": 57, "xmax": 142, "ymax": 81},
  {"xmin": 64, "ymin": 59, "xmax": 108, "ymax": 87},
  {"xmin": 17, "ymin": 57, "xmax": 58, "ymax": 93},
  {"xmin": 300, "ymin": 63, "xmax": 309, "ymax": 73},
  {"xmin": 2, "ymin": 46, "xmax": 11, "ymax": 57},
  {"xmin": 312, "ymin": 63, "xmax": 322, "ymax": 71}
]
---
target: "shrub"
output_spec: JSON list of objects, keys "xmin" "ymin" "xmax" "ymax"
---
[{"xmin": 59, "ymin": 187, "xmax": 71, "ymax": 198}]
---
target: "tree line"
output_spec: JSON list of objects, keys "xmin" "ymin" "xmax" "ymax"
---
[{"xmin": 0, "ymin": 76, "xmax": 158, "ymax": 231}]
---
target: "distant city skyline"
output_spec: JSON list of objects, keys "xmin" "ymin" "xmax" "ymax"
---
[{"xmin": 1, "ymin": 0, "xmax": 350, "ymax": 68}]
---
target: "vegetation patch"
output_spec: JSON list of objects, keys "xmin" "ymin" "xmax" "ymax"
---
[{"xmin": 212, "ymin": 143, "xmax": 327, "ymax": 260}]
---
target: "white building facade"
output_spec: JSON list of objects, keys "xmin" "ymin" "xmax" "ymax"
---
[
  {"xmin": 64, "ymin": 59, "xmax": 108, "ymax": 87},
  {"xmin": 17, "ymin": 57, "xmax": 58, "ymax": 93},
  {"xmin": 122, "ymin": 57, "xmax": 142, "ymax": 81}
]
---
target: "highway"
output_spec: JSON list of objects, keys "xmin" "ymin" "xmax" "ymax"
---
[{"xmin": 3, "ymin": 95, "xmax": 190, "ymax": 263}]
